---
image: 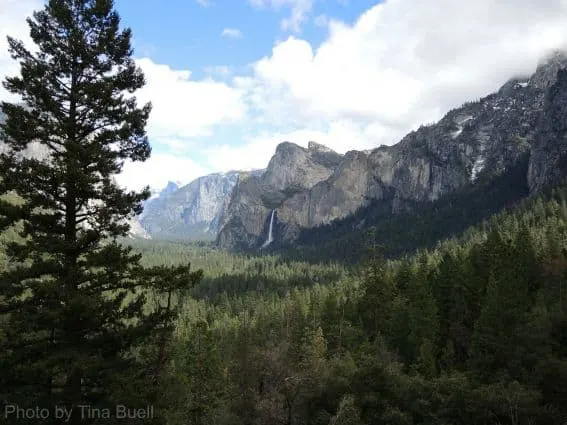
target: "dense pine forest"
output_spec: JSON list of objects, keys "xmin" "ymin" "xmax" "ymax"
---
[
  {"xmin": 3, "ymin": 181, "xmax": 567, "ymax": 424},
  {"xmin": 1, "ymin": 1, "xmax": 567, "ymax": 425},
  {"xmin": 116, "ymin": 186, "xmax": 567, "ymax": 425},
  {"xmin": 4, "ymin": 182, "xmax": 567, "ymax": 424}
]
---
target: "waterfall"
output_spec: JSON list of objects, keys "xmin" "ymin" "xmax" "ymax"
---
[{"xmin": 261, "ymin": 209, "xmax": 275, "ymax": 248}]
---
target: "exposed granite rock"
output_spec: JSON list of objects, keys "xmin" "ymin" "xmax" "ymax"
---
[
  {"xmin": 127, "ymin": 217, "xmax": 151, "ymax": 239},
  {"xmin": 216, "ymin": 143, "xmax": 344, "ymax": 248},
  {"xmin": 216, "ymin": 171, "xmax": 272, "ymax": 249},
  {"xmin": 140, "ymin": 172, "xmax": 239, "ymax": 240},
  {"xmin": 5, "ymin": 52, "xmax": 567, "ymax": 249},
  {"xmin": 262, "ymin": 141, "xmax": 342, "ymax": 192},
  {"xmin": 528, "ymin": 67, "xmax": 567, "ymax": 192},
  {"xmin": 217, "ymin": 51, "xmax": 567, "ymax": 250}
]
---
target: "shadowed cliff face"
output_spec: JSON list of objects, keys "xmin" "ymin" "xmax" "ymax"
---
[
  {"xmin": 528, "ymin": 67, "xmax": 567, "ymax": 192},
  {"xmin": 216, "ymin": 52, "xmax": 567, "ymax": 251}
]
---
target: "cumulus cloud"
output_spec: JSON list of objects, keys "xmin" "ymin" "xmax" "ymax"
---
[
  {"xmin": 134, "ymin": 58, "xmax": 247, "ymax": 149},
  {"xmin": 204, "ymin": 65, "xmax": 233, "ymax": 79},
  {"xmin": 221, "ymin": 28, "xmax": 243, "ymax": 39},
  {"xmin": 116, "ymin": 153, "xmax": 210, "ymax": 192},
  {"xmin": 241, "ymin": 0, "xmax": 567, "ymax": 148},
  {"xmin": 3, "ymin": 0, "xmax": 567, "ymax": 191},
  {"xmin": 202, "ymin": 121, "xmax": 398, "ymax": 172}
]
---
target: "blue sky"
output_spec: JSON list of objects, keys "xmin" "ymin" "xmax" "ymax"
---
[
  {"xmin": 2, "ymin": 0, "xmax": 567, "ymax": 191},
  {"xmin": 117, "ymin": 0, "xmax": 378, "ymax": 77}
]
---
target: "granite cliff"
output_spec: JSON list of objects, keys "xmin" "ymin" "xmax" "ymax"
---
[
  {"xmin": 216, "ymin": 142, "xmax": 343, "ymax": 249},
  {"xmin": 528, "ymin": 65, "xmax": 567, "ymax": 192},
  {"xmin": 216, "ymin": 51, "xmax": 567, "ymax": 250},
  {"xmin": 138, "ymin": 172, "xmax": 240, "ymax": 240}
]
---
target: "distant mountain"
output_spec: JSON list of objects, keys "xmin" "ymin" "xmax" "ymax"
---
[
  {"xmin": 137, "ymin": 171, "xmax": 242, "ymax": 241},
  {"xmin": 2, "ymin": 106, "xmax": 263, "ymax": 243},
  {"xmin": 216, "ymin": 51, "xmax": 567, "ymax": 251},
  {"xmin": 159, "ymin": 181, "xmax": 180, "ymax": 196}
]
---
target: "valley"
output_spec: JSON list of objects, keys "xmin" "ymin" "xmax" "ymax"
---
[
  {"xmin": 135, "ymin": 52, "xmax": 567, "ymax": 260},
  {"xmin": 119, "ymin": 185, "xmax": 567, "ymax": 424},
  {"xmin": 2, "ymin": 1, "xmax": 567, "ymax": 424},
  {"xmin": 122, "ymin": 51, "xmax": 567, "ymax": 424}
]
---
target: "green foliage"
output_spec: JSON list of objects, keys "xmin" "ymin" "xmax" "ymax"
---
[
  {"xmin": 126, "ymin": 185, "xmax": 567, "ymax": 425},
  {"xmin": 2, "ymin": 9, "xmax": 567, "ymax": 421},
  {"xmin": 2, "ymin": 179, "xmax": 566, "ymax": 425},
  {"xmin": 165, "ymin": 321, "xmax": 225, "ymax": 425},
  {"xmin": 3, "ymin": 140, "xmax": 567, "ymax": 425},
  {"xmin": 0, "ymin": 1, "xmax": 202, "ymax": 422}
]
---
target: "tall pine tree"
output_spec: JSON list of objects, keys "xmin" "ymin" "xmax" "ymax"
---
[{"xmin": 0, "ymin": 1, "xmax": 201, "ymax": 423}]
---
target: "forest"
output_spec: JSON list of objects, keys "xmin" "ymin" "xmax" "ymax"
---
[
  {"xmin": 1, "ymin": 1, "xmax": 566, "ymax": 424},
  {"xmin": 3, "ymin": 179, "xmax": 567, "ymax": 424},
  {"xmin": 116, "ymin": 186, "xmax": 567, "ymax": 425}
]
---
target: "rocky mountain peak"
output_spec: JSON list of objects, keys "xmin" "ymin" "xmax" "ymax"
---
[
  {"xmin": 275, "ymin": 141, "xmax": 303, "ymax": 154},
  {"xmin": 160, "ymin": 181, "xmax": 179, "ymax": 197},
  {"xmin": 216, "ymin": 49, "xmax": 567, "ymax": 251},
  {"xmin": 138, "ymin": 171, "xmax": 240, "ymax": 240},
  {"xmin": 529, "ymin": 49, "xmax": 567, "ymax": 89},
  {"xmin": 263, "ymin": 141, "xmax": 342, "ymax": 192},
  {"xmin": 308, "ymin": 141, "xmax": 333, "ymax": 153}
]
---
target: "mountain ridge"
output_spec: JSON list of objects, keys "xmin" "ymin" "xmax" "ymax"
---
[
  {"xmin": 215, "ymin": 50, "xmax": 567, "ymax": 250},
  {"xmin": 4, "ymin": 52, "xmax": 567, "ymax": 250}
]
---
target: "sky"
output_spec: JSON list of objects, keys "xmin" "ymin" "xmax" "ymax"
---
[{"xmin": 2, "ymin": 0, "xmax": 567, "ymax": 191}]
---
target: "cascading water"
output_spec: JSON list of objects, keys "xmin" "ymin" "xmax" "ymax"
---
[{"xmin": 261, "ymin": 209, "xmax": 275, "ymax": 248}]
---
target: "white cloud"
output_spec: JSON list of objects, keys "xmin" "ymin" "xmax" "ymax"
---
[
  {"xmin": 241, "ymin": 0, "xmax": 567, "ymax": 149},
  {"xmin": 4, "ymin": 0, "xmax": 567, "ymax": 192},
  {"xmin": 134, "ymin": 57, "xmax": 247, "ymax": 149},
  {"xmin": 221, "ymin": 28, "xmax": 243, "ymax": 39},
  {"xmin": 248, "ymin": 0, "xmax": 315, "ymax": 32},
  {"xmin": 204, "ymin": 65, "xmax": 233, "ymax": 78},
  {"xmin": 116, "ymin": 153, "xmax": 211, "ymax": 192},
  {"xmin": 202, "ymin": 121, "xmax": 398, "ymax": 172}
]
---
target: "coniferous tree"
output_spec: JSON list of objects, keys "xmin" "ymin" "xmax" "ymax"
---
[
  {"xmin": 0, "ymin": 1, "xmax": 201, "ymax": 423},
  {"xmin": 359, "ymin": 244, "xmax": 395, "ymax": 343},
  {"xmin": 166, "ymin": 321, "xmax": 224, "ymax": 425}
]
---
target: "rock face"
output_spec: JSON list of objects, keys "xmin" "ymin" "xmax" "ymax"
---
[
  {"xmin": 4, "ymin": 52, "xmax": 567, "ymax": 249},
  {"xmin": 139, "ymin": 172, "xmax": 240, "ymax": 240},
  {"xmin": 217, "ymin": 143, "xmax": 343, "ymax": 249},
  {"xmin": 127, "ymin": 217, "xmax": 151, "ymax": 239},
  {"xmin": 528, "ymin": 67, "xmax": 567, "ymax": 192},
  {"xmin": 217, "ymin": 51, "xmax": 567, "ymax": 250},
  {"xmin": 262, "ymin": 141, "xmax": 343, "ymax": 192}
]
